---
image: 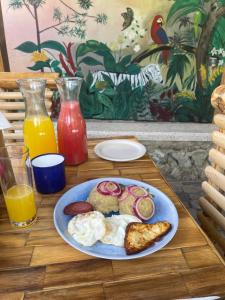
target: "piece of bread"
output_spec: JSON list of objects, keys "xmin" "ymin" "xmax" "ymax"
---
[{"xmin": 124, "ymin": 221, "xmax": 171, "ymax": 255}]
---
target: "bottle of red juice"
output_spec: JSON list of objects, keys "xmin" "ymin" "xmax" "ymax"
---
[{"xmin": 56, "ymin": 77, "xmax": 88, "ymax": 165}]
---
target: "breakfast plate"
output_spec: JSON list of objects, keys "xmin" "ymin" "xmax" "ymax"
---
[
  {"xmin": 54, "ymin": 178, "xmax": 178, "ymax": 260},
  {"xmin": 94, "ymin": 139, "xmax": 146, "ymax": 162}
]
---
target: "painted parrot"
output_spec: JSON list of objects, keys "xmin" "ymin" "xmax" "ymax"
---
[{"xmin": 151, "ymin": 15, "xmax": 170, "ymax": 65}]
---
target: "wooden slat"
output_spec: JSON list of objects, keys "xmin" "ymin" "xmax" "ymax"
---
[
  {"xmin": 0, "ymin": 266, "xmax": 45, "ymax": 292},
  {"xmin": 182, "ymin": 245, "xmax": 221, "ymax": 269},
  {"xmin": 0, "ymin": 232, "xmax": 28, "ymax": 247},
  {"xmin": 26, "ymin": 229, "xmax": 64, "ymax": 246},
  {"xmin": 2, "ymin": 111, "xmax": 51, "ymax": 121},
  {"xmin": 0, "ymin": 91, "xmax": 53, "ymax": 99},
  {"xmin": 212, "ymin": 131, "xmax": 225, "ymax": 149},
  {"xmin": 0, "ymin": 72, "xmax": 58, "ymax": 89},
  {"xmin": 205, "ymin": 165, "xmax": 225, "ymax": 192},
  {"xmin": 0, "ymin": 101, "xmax": 51, "ymax": 110},
  {"xmin": 0, "ymin": 246, "xmax": 34, "ymax": 269},
  {"xmin": 198, "ymin": 212, "xmax": 225, "ymax": 253},
  {"xmin": 3, "ymin": 133, "xmax": 23, "ymax": 140},
  {"xmin": 209, "ymin": 148, "xmax": 225, "ymax": 170},
  {"xmin": 199, "ymin": 196, "xmax": 225, "ymax": 231},
  {"xmin": 3, "ymin": 112, "xmax": 25, "ymax": 120},
  {"xmin": 166, "ymin": 227, "xmax": 207, "ymax": 249},
  {"xmin": 202, "ymin": 181, "xmax": 225, "ymax": 211},
  {"xmin": 111, "ymin": 249, "xmax": 188, "ymax": 279},
  {"xmin": 30, "ymin": 244, "xmax": 94, "ymax": 266},
  {"xmin": 11, "ymin": 123, "xmax": 22, "ymax": 130},
  {"xmin": 0, "ymin": 292, "xmax": 24, "ymax": 300},
  {"xmin": 44, "ymin": 259, "xmax": 113, "ymax": 289},
  {"xmin": 214, "ymin": 114, "xmax": 225, "ymax": 130},
  {"xmin": 103, "ymin": 273, "xmax": 190, "ymax": 300},
  {"xmin": 181, "ymin": 265, "xmax": 225, "ymax": 296},
  {"xmin": 24, "ymin": 284, "xmax": 105, "ymax": 300}
]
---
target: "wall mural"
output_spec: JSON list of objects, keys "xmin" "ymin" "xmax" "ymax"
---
[{"xmin": 3, "ymin": 0, "xmax": 225, "ymax": 122}]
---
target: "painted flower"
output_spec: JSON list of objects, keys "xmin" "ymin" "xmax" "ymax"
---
[
  {"xmin": 134, "ymin": 44, "xmax": 141, "ymax": 52},
  {"xmin": 108, "ymin": 41, "xmax": 118, "ymax": 52},
  {"xmin": 31, "ymin": 50, "xmax": 48, "ymax": 62},
  {"xmin": 218, "ymin": 59, "xmax": 224, "ymax": 66},
  {"xmin": 210, "ymin": 47, "xmax": 217, "ymax": 56},
  {"xmin": 218, "ymin": 48, "xmax": 224, "ymax": 55}
]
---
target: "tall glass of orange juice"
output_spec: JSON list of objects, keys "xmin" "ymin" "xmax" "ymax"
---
[
  {"xmin": 17, "ymin": 79, "xmax": 57, "ymax": 159},
  {"xmin": 0, "ymin": 145, "xmax": 37, "ymax": 228}
]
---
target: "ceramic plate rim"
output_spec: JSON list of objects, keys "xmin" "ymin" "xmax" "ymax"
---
[
  {"xmin": 94, "ymin": 139, "xmax": 146, "ymax": 162},
  {"xmin": 53, "ymin": 177, "xmax": 179, "ymax": 260}
]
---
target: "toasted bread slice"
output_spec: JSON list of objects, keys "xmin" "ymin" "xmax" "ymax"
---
[{"xmin": 124, "ymin": 221, "xmax": 171, "ymax": 255}]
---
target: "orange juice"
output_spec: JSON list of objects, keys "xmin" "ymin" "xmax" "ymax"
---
[
  {"xmin": 23, "ymin": 115, "xmax": 57, "ymax": 159},
  {"xmin": 4, "ymin": 184, "xmax": 36, "ymax": 226}
]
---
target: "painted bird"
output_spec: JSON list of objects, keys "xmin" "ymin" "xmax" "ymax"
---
[{"xmin": 151, "ymin": 15, "xmax": 170, "ymax": 65}]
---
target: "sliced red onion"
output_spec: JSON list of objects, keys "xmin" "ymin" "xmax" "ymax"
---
[
  {"xmin": 118, "ymin": 189, "xmax": 128, "ymax": 202},
  {"xmin": 127, "ymin": 185, "xmax": 148, "ymax": 198},
  {"xmin": 132, "ymin": 196, "xmax": 155, "ymax": 221},
  {"xmin": 97, "ymin": 181, "xmax": 110, "ymax": 195},
  {"xmin": 97, "ymin": 181, "xmax": 122, "ymax": 196}
]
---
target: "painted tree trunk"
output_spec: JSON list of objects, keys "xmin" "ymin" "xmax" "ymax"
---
[
  {"xmin": 33, "ymin": 6, "xmax": 43, "ymax": 72},
  {"xmin": 34, "ymin": 6, "xmax": 41, "ymax": 51}
]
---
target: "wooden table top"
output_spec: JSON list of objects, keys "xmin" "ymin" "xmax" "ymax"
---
[{"xmin": 0, "ymin": 137, "xmax": 225, "ymax": 300}]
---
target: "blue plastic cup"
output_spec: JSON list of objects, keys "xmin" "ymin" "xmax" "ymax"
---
[{"xmin": 31, "ymin": 154, "xmax": 66, "ymax": 194}]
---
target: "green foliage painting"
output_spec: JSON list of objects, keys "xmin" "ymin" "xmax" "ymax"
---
[{"xmin": 9, "ymin": 0, "xmax": 225, "ymax": 122}]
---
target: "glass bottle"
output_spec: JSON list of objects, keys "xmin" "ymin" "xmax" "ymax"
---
[
  {"xmin": 56, "ymin": 77, "xmax": 88, "ymax": 165},
  {"xmin": 17, "ymin": 79, "xmax": 57, "ymax": 159}
]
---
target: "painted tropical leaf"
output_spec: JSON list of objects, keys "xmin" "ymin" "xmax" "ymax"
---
[
  {"xmin": 97, "ymin": 93, "xmax": 114, "ymax": 111},
  {"xmin": 79, "ymin": 57, "xmax": 103, "ymax": 66},
  {"xmin": 167, "ymin": 0, "xmax": 206, "ymax": 24},
  {"xmin": 166, "ymin": 53, "xmax": 190, "ymax": 84},
  {"xmin": 15, "ymin": 41, "xmax": 38, "ymax": 53},
  {"xmin": 102, "ymin": 74, "xmax": 114, "ymax": 87},
  {"xmin": 126, "ymin": 64, "xmax": 140, "ymax": 74},
  {"xmin": 103, "ymin": 53, "xmax": 117, "ymax": 72},
  {"xmin": 40, "ymin": 40, "xmax": 67, "ymax": 56},
  {"xmin": 27, "ymin": 61, "xmax": 50, "ymax": 71},
  {"xmin": 76, "ymin": 40, "xmax": 109, "ymax": 58},
  {"xmin": 120, "ymin": 55, "xmax": 132, "ymax": 66},
  {"xmin": 210, "ymin": 16, "xmax": 225, "ymax": 50}
]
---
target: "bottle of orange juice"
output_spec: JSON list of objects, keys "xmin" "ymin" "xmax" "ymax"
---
[{"xmin": 17, "ymin": 79, "xmax": 57, "ymax": 159}]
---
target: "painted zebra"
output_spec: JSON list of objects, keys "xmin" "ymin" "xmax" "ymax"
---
[{"xmin": 91, "ymin": 64, "xmax": 163, "ymax": 89}]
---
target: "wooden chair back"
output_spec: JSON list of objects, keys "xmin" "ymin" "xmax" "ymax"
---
[
  {"xmin": 198, "ymin": 81, "xmax": 225, "ymax": 257},
  {"xmin": 0, "ymin": 72, "xmax": 58, "ymax": 143}
]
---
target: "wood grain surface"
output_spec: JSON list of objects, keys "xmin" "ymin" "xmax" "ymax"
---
[{"xmin": 0, "ymin": 137, "xmax": 225, "ymax": 300}]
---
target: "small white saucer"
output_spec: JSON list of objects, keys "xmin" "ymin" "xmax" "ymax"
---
[{"xmin": 94, "ymin": 139, "xmax": 146, "ymax": 162}]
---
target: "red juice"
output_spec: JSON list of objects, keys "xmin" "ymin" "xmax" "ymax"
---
[{"xmin": 57, "ymin": 100, "xmax": 88, "ymax": 165}]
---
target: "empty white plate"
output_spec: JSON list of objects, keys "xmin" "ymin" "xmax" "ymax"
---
[{"xmin": 94, "ymin": 139, "xmax": 146, "ymax": 162}]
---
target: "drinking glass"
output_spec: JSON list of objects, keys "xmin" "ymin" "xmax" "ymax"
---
[{"xmin": 0, "ymin": 145, "xmax": 37, "ymax": 228}]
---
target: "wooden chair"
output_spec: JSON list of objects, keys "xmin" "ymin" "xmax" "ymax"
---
[
  {"xmin": 0, "ymin": 72, "xmax": 59, "ymax": 143},
  {"xmin": 198, "ymin": 84, "xmax": 225, "ymax": 258}
]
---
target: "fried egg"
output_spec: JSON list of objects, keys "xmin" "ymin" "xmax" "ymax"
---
[
  {"xmin": 100, "ymin": 214, "xmax": 141, "ymax": 247},
  {"xmin": 68, "ymin": 211, "xmax": 106, "ymax": 246}
]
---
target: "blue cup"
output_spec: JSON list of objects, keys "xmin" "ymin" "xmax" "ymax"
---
[{"xmin": 31, "ymin": 154, "xmax": 66, "ymax": 194}]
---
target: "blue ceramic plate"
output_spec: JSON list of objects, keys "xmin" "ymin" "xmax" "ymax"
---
[{"xmin": 53, "ymin": 178, "xmax": 178, "ymax": 260}]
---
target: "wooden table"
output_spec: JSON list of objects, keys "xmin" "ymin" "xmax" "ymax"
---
[{"xmin": 0, "ymin": 137, "xmax": 225, "ymax": 300}]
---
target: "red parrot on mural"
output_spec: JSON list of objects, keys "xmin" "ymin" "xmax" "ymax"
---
[{"xmin": 151, "ymin": 15, "xmax": 170, "ymax": 65}]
